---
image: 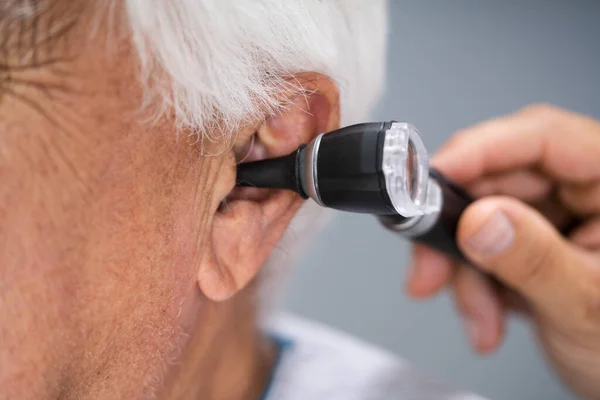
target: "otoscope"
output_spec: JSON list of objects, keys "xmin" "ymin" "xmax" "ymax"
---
[{"xmin": 236, "ymin": 121, "xmax": 475, "ymax": 268}]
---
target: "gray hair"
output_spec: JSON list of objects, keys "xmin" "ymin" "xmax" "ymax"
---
[
  {"xmin": 125, "ymin": 0, "xmax": 388, "ymax": 137},
  {"xmin": 2, "ymin": 0, "xmax": 387, "ymax": 139}
]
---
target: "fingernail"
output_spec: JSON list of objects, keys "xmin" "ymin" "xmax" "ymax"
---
[
  {"xmin": 466, "ymin": 210, "xmax": 514, "ymax": 256},
  {"xmin": 463, "ymin": 317, "xmax": 481, "ymax": 348}
]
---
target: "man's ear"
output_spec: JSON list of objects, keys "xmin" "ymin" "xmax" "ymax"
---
[{"xmin": 197, "ymin": 73, "xmax": 340, "ymax": 301}]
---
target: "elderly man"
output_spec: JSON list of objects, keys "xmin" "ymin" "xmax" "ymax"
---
[
  {"xmin": 3, "ymin": 1, "xmax": 462, "ymax": 399},
  {"xmin": 6, "ymin": 1, "xmax": 600, "ymax": 400}
]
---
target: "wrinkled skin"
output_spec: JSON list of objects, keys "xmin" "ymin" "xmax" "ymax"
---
[{"xmin": 0, "ymin": 4, "xmax": 339, "ymax": 400}]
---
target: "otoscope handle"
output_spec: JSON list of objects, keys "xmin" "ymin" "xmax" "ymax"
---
[
  {"xmin": 417, "ymin": 170, "xmax": 508, "ymax": 289},
  {"xmin": 412, "ymin": 168, "xmax": 473, "ymax": 263},
  {"xmin": 380, "ymin": 169, "xmax": 506, "ymax": 288}
]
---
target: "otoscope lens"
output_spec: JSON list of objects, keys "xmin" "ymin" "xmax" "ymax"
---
[
  {"xmin": 406, "ymin": 140, "xmax": 418, "ymax": 199},
  {"xmin": 382, "ymin": 123, "xmax": 430, "ymax": 217}
]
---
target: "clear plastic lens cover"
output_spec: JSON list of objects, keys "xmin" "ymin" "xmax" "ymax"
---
[{"xmin": 382, "ymin": 122, "xmax": 438, "ymax": 217}]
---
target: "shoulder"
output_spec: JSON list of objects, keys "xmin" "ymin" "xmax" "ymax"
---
[{"xmin": 262, "ymin": 313, "xmax": 488, "ymax": 400}]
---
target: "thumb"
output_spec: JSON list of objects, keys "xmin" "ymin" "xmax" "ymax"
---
[{"xmin": 457, "ymin": 196, "xmax": 585, "ymax": 315}]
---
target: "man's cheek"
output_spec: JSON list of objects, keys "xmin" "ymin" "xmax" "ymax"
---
[{"xmin": 71, "ymin": 194, "xmax": 204, "ymax": 393}]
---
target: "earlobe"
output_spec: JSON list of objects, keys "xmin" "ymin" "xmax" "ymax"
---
[{"xmin": 197, "ymin": 73, "xmax": 339, "ymax": 301}]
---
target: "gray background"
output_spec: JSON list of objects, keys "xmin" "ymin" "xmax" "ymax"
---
[{"xmin": 281, "ymin": 1, "xmax": 600, "ymax": 399}]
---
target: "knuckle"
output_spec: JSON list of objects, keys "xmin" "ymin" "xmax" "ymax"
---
[
  {"xmin": 581, "ymin": 269, "xmax": 600, "ymax": 327},
  {"xmin": 544, "ymin": 251, "xmax": 600, "ymax": 331},
  {"xmin": 519, "ymin": 103, "xmax": 565, "ymax": 132},
  {"xmin": 583, "ymin": 300, "xmax": 600, "ymax": 330},
  {"xmin": 519, "ymin": 103, "xmax": 561, "ymax": 118},
  {"xmin": 451, "ymin": 268, "xmax": 468, "ymax": 300},
  {"xmin": 512, "ymin": 236, "xmax": 555, "ymax": 289},
  {"xmin": 451, "ymin": 283, "xmax": 470, "ymax": 315}
]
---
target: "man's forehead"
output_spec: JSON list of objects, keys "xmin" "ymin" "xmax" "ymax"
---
[{"xmin": 0, "ymin": 0, "xmax": 86, "ymax": 69}]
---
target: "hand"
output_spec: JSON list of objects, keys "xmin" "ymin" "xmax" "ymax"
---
[{"xmin": 407, "ymin": 104, "xmax": 600, "ymax": 399}]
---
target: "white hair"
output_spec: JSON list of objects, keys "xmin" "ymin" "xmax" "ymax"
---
[
  {"xmin": 123, "ymin": 0, "xmax": 389, "ymax": 314},
  {"xmin": 125, "ymin": 0, "xmax": 388, "ymax": 138}
]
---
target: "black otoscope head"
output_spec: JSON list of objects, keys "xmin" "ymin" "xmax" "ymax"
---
[{"xmin": 236, "ymin": 121, "xmax": 431, "ymax": 218}]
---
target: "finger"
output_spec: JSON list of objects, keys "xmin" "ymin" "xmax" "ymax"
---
[
  {"xmin": 467, "ymin": 169, "xmax": 552, "ymax": 202},
  {"xmin": 456, "ymin": 196, "xmax": 589, "ymax": 318},
  {"xmin": 407, "ymin": 244, "xmax": 454, "ymax": 298},
  {"xmin": 432, "ymin": 105, "xmax": 600, "ymax": 185},
  {"xmin": 569, "ymin": 217, "xmax": 600, "ymax": 248},
  {"xmin": 559, "ymin": 180, "xmax": 600, "ymax": 217},
  {"xmin": 466, "ymin": 170, "xmax": 577, "ymax": 231},
  {"xmin": 452, "ymin": 267, "xmax": 505, "ymax": 353},
  {"xmin": 467, "ymin": 171, "xmax": 578, "ymax": 232}
]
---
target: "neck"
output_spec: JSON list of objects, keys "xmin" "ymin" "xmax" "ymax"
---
[{"xmin": 159, "ymin": 287, "xmax": 277, "ymax": 400}]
